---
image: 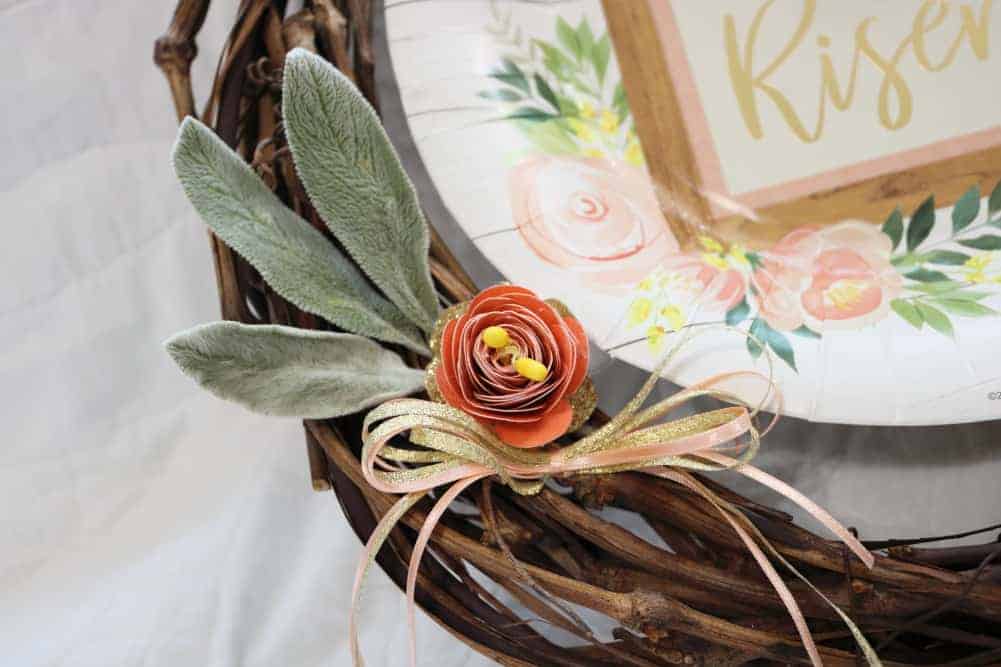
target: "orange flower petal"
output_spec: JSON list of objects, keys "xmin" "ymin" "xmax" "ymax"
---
[
  {"xmin": 492, "ymin": 399, "xmax": 573, "ymax": 448},
  {"xmin": 469, "ymin": 285, "xmax": 536, "ymax": 314},
  {"xmin": 563, "ymin": 316, "xmax": 589, "ymax": 394}
]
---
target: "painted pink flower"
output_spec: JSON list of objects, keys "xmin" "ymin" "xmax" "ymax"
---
[
  {"xmin": 661, "ymin": 249, "xmax": 748, "ymax": 312},
  {"xmin": 509, "ymin": 156, "xmax": 678, "ymax": 288},
  {"xmin": 752, "ymin": 221, "xmax": 903, "ymax": 331}
]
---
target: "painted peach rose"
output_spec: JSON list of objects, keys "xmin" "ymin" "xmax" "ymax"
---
[
  {"xmin": 429, "ymin": 285, "xmax": 593, "ymax": 448},
  {"xmin": 752, "ymin": 221, "xmax": 903, "ymax": 331},
  {"xmin": 660, "ymin": 236, "xmax": 748, "ymax": 311},
  {"xmin": 509, "ymin": 156, "xmax": 678, "ymax": 288}
]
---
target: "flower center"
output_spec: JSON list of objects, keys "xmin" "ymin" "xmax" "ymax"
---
[
  {"xmin": 569, "ymin": 191, "xmax": 609, "ymax": 221},
  {"xmin": 823, "ymin": 279, "xmax": 867, "ymax": 311},
  {"xmin": 481, "ymin": 326, "xmax": 548, "ymax": 382}
]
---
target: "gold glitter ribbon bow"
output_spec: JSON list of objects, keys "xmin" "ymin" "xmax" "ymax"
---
[{"xmin": 350, "ymin": 331, "xmax": 881, "ymax": 667}]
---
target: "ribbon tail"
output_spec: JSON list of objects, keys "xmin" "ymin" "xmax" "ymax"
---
[
  {"xmin": 350, "ymin": 491, "xmax": 426, "ymax": 667},
  {"xmin": 405, "ymin": 474, "xmax": 489, "ymax": 667},
  {"xmin": 701, "ymin": 452, "xmax": 874, "ymax": 569},
  {"xmin": 649, "ymin": 469, "xmax": 824, "ymax": 666}
]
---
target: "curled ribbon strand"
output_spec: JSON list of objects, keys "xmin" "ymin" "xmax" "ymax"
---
[{"xmin": 350, "ymin": 331, "xmax": 880, "ymax": 667}]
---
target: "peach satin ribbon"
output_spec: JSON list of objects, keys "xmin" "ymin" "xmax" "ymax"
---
[{"xmin": 349, "ymin": 346, "xmax": 879, "ymax": 667}]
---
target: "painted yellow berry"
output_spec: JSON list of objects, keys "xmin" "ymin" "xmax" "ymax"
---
[
  {"xmin": 600, "ymin": 110, "xmax": 619, "ymax": 133},
  {"xmin": 627, "ymin": 297, "xmax": 652, "ymax": 326},
  {"xmin": 482, "ymin": 326, "xmax": 510, "ymax": 349},
  {"xmin": 660, "ymin": 304, "xmax": 685, "ymax": 331},
  {"xmin": 514, "ymin": 357, "xmax": 548, "ymax": 382}
]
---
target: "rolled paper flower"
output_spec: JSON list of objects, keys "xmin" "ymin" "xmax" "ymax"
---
[{"xmin": 427, "ymin": 285, "xmax": 595, "ymax": 448}]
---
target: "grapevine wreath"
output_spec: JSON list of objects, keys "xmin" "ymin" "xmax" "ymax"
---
[{"xmin": 156, "ymin": 2, "xmax": 1001, "ymax": 665}]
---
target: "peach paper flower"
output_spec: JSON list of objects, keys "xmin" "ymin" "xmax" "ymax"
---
[
  {"xmin": 753, "ymin": 221, "xmax": 903, "ymax": 331},
  {"xmin": 509, "ymin": 156, "xmax": 678, "ymax": 288},
  {"xmin": 428, "ymin": 285, "xmax": 594, "ymax": 448}
]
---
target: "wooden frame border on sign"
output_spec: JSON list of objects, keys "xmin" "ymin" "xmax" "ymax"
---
[{"xmin": 602, "ymin": 0, "xmax": 1001, "ymax": 249}]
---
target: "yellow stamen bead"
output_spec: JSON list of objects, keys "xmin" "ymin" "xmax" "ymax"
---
[
  {"xmin": 481, "ymin": 326, "xmax": 510, "ymax": 349},
  {"xmin": 514, "ymin": 357, "xmax": 548, "ymax": 382}
]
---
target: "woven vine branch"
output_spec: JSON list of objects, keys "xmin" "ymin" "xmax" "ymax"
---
[{"xmin": 156, "ymin": 2, "xmax": 1001, "ymax": 664}]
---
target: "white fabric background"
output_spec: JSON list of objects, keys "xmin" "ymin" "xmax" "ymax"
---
[
  {"xmin": 0, "ymin": 2, "xmax": 997, "ymax": 666},
  {"xmin": 0, "ymin": 2, "xmax": 487, "ymax": 665}
]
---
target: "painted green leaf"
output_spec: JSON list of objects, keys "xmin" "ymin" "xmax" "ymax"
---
[
  {"xmin": 536, "ymin": 40, "xmax": 570, "ymax": 81},
  {"xmin": 790, "ymin": 325, "xmax": 821, "ymax": 339},
  {"xmin": 479, "ymin": 89, "xmax": 523, "ymax": 102},
  {"xmin": 915, "ymin": 302, "xmax": 954, "ymax": 337},
  {"xmin": 725, "ymin": 297, "xmax": 750, "ymax": 326},
  {"xmin": 556, "ymin": 95, "xmax": 579, "ymax": 117},
  {"xmin": 951, "ymin": 184, "xmax": 980, "ymax": 233},
  {"xmin": 171, "ymin": 118, "xmax": 428, "ymax": 355},
  {"xmin": 764, "ymin": 327, "xmax": 797, "ymax": 371},
  {"xmin": 576, "ymin": 19, "xmax": 595, "ymax": 62},
  {"xmin": 165, "ymin": 322, "xmax": 426, "ymax": 418},
  {"xmin": 891, "ymin": 253, "xmax": 919, "ymax": 269},
  {"xmin": 929, "ymin": 298, "xmax": 996, "ymax": 317},
  {"xmin": 283, "ymin": 49, "xmax": 439, "ymax": 334},
  {"xmin": 924, "ymin": 250, "xmax": 970, "ymax": 265},
  {"xmin": 908, "ymin": 280, "xmax": 966, "ymax": 295},
  {"xmin": 490, "ymin": 58, "xmax": 530, "ymax": 94},
  {"xmin": 990, "ymin": 179, "xmax": 1001, "ymax": 214},
  {"xmin": 516, "ymin": 119, "xmax": 579, "ymax": 154},
  {"xmin": 746, "ymin": 318, "xmax": 765, "ymax": 359},
  {"xmin": 906, "ymin": 196, "xmax": 935, "ymax": 251},
  {"xmin": 592, "ymin": 35, "xmax": 612, "ymax": 86},
  {"xmin": 612, "ymin": 82, "xmax": 629, "ymax": 121},
  {"xmin": 958, "ymin": 235, "xmax": 1001, "ymax": 250},
  {"xmin": 556, "ymin": 17, "xmax": 581, "ymax": 61},
  {"xmin": 748, "ymin": 318, "xmax": 796, "ymax": 370},
  {"xmin": 506, "ymin": 107, "xmax": 556, "ymax": 122},
  {"xmin": 881, "ymin": 207, "xmax": 903, "ymax": 251},
  {"xmin": 890, "ymin": 299, "xmax": 923, "ymax": 329},
  {"xmin": 534, "ymin": 74, "xmax": 560, "ymax": 112},
  {"xmin": 905, "ymin": 268, "xmax": 950, "ymax": 283}
]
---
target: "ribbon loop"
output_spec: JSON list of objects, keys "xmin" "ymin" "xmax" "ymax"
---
[{"xmin": 351, "ymin": 328, "xmax": 880, "ymax": 667}]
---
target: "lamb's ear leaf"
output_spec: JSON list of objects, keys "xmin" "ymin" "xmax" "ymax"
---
[
  {"xmin": 165, "ymin": 322, "xmax": 427, "ymax": 418},
  {"xmin": 172, "ymin": 117, "xmax": 429, "ymax": 355},
  {"xmin": 282, "ymin": 49, "xmax": 439, "ymax": 333}
]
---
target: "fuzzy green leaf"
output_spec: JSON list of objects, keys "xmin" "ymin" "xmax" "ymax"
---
[
  {"xmin": 958, "ymin": 235, "xmax": 1001, "ymax": 250},
  {"xmin": 891, "ymin": 299, "xmax": 923, "ymax": 329},
  {"xmin": 915, "ymin": 302, "xmax": 954, "ymax": 337},
  {"xmin": 952, "ymin": 184, "xmax": 980, "ymax": 233},
  {"xmin": 881, "ymin": 207, "xmax": 903, "ymax": 251},
  {"xmin": 282, "ymin": 49, "xmax": 439, "ymax": 333},
  {"xmin": 171, "ymin": 118, "xmax": 428, "ymax": 355},
  {"xmin": 165, "ymin": 322, "xmax": 427, "ymax": 418},
  {"xmin": 906, "ymin": 196, "xmax": 935, "ymax": 251}
]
